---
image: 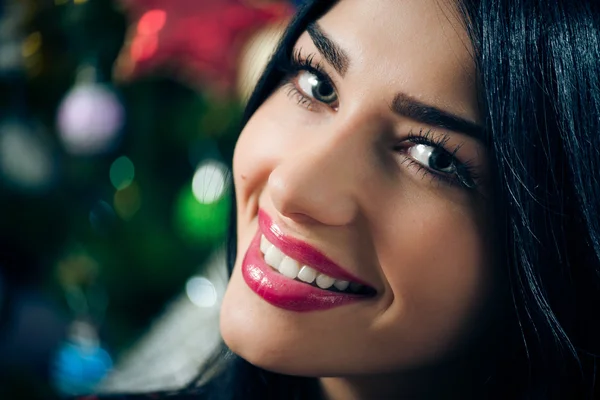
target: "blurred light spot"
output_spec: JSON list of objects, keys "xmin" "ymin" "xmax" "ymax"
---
[
  {"xmin": 137, "ymin": 10, "xmax": 166, "ymax": 35},
  {"xmin": 130, "ymin": 9, "xmax": 165, "ymax": 62},
  {"xmin": 174, "ymin": 183, "xmax": 230, "ymax": 245},
  {"xmin": 130, "ymin": 34, "xmax": 158, "ymax": 62},
  {"xmin": 113, "ymin": 182, "xmax": 141, "ymax": 220},
  {"xmin": 110, "ymin": 156, "xmax": 135, "ymax": 190},
  {"xmin": 186, "ymin": 276, "xmax": 217, "ymax": 308},
  {"xmin": 69, "ymin": 320, "xmax": 99, "ymax": 348},
  {"xmin": 52, "ymin": 322, "xmax": 112, "ymax": 396},
  {"xmin": 0, "ymin": 40, "xmax": 24, "ymax": 73},
  {"xmin": 0, "ymin": 120, "xmax": 55, "ymax": 191},
  {"xmin": 58, "ymin": 83, "xmax": 124, "ymax": 155},
  {"xmin": 74, "ymin": 0, "xmax": 88, "ymax": 4},
  {"xmin": 192, "ymin": 161, "xmax": 229, "ymax": 204},
  {"xmin": 57, "ymin": 248, "xmax": 99, "ymax": 288},
  {"xmin": 89, "ymin": 200, "xmax": 116, "ymax": 235},
  {"xmin": 53, "ymin": 342, "xmax": 112, "ymax": 395},
  {"xmin": 21, "ymin": 31, "xmax": 41, "ymax": 58}
]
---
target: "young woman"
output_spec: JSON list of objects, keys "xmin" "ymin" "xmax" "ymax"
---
[{"xmin": 95, "ymin": 0, "xmax": 600, "ymax": 398}]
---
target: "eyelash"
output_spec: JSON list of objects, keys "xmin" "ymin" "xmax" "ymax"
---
[
  {"xmin": 401, "ymin": 130, "xmax": 479, "ymax": 190},
  {"xmin": 277, "ymin": 49, "xmax": 333, "ymax": 110},
  {"xmin": 276, "ymin": 50, "xmax": 479, "ymax": 190}
]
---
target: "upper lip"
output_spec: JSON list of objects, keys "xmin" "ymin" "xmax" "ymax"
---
[{"xmin": 258, "ymin": 209, "xmax": 375, "ymax": 290}]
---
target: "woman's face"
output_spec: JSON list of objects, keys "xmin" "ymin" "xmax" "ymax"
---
[{"xmin": 221, "ymin": 0, "xmax": 493, "ymax": 378}]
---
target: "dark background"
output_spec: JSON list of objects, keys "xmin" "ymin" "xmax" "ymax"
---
[{"xmin": 0, "ymin": 0, "xmax": 302, "ymax": 397}]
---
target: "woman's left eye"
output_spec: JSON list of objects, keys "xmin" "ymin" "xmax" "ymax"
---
[
  {"xmin": 295, "ymin": 70, "xmax": 338, "ymax": 106},
  {"xmin": 407, "ymin": 144, "xmax": 457, "ymax": 175},
  {"xmin": 398, "ymin": 138, "xmax": 478, "ymax": 190}
]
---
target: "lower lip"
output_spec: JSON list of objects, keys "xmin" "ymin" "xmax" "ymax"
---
[{"xmin": 241, "ymin": 231, "xmax": 370, "ymax": 312}]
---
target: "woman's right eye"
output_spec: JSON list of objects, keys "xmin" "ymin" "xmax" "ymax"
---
[{"xmin": 293, "ymin": 70, "xmax": 338, "ymax": 108}]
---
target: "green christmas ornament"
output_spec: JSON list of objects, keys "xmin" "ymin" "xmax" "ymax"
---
[{"xmin": 174, "ymin": 161, "xmax": 231, "ymax": 246}]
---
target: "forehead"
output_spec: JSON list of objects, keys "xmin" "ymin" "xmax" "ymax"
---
[{"xmin": 307, "ymin": 0, "xmax": 479, "ymax": 122}]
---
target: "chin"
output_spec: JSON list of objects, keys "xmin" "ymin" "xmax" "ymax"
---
[
  {"xmin": 219, "ymin": 269, "xmax": 315, "ymax": 376},
  {"xmin": 220, "ymin": 287, "xmax": 401, "ymax": 378},
  {"xmin": 219, "ymin": 251, "xmax": 480, "ymax": 379}
]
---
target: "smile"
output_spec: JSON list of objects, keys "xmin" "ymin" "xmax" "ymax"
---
[
  {"xmin": 260, "ymin": 234, "xmax": 373, "ymax": 295},
  {"xmin": 240, "ymin": 210, "xmax": 376, "ymax": 312}
]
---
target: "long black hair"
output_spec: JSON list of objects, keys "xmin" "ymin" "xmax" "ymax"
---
[{"xmin": 176, "ymin": 0, "xmax": 600, "ymax": 398}]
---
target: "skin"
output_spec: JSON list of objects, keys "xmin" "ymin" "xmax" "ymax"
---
[{"xmin": 220, "ymin": 0, "xmax": 496, "ymax": 398}]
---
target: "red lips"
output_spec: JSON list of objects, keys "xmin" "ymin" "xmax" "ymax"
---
[
  {"xmin": 258, "ymin": 209, "xmax": 373, "ymax": 285},
  {"xmin": 240, "ymin": 210, "xmax": 376, "ymax": 312}
]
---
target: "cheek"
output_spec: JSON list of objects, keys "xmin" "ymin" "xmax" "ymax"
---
[
  {"xmin": 232, "ymin": 95, "xmax": 290, "ymax": 212},
  {"xmin": 373, "ymin": 193, "xmax": 491, "ymax": 351}
]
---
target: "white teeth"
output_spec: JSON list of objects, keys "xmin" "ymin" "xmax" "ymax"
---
[
  {"xmin": 278, "ymin": 257, "xmax": 300, "ymax": 279},
  {"xmin": 260, "ymin": 235, "xmax": 271, "ymax": 254},
  {"xmin": 260, "ymin": 234, "xmax": 363, "ymax": 293},
  {"xmin": 316, "ymin": 274, "xmax": 335, "ymax": 289},
  {"xmin": 264, "ymin": 245, "xmax": 285, "ymax": 269},
  {"xmin": 333, "ymin": 280, "xmax": 350, "ymax": 291},
  {"xmin": 297, "ymin": 266, "xmax": 317, "ymax": 283}
]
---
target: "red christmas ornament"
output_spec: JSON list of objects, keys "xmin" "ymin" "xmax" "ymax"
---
[{"xmin": 114, "ymin": 0, "xmax": 292, "ymax": 93}]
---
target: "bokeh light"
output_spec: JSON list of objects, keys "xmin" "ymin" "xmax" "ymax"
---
[
  {"xmin": 130, "ymin": 34, "xmax": 158, "ymax": 62},
  {"xmin": 21, "ymin": 31, "xmax": 41, "ymax": 58},
  {"xmin": 0, "ymin": 1, "xmax": 27, "ymax": 76},
  {"xmin": 130, "ymin": 9, "xmax": 166, "ymax": 62},
  {"xmin": 137, "ymin": 10, "xmax": 166, "ymax": 35},
  {"xmin": 0, "ymin": 0, "xmax": 294, "ymax": 396},
  {"xmin": 57, "ymin": 82, "xmax": 125, "ymax": 155},
  {"xmin": 185, "ymin": 276, "xmax": 217, "ymax": 308},
  {"xmin": 174, "ymin": 163, "xmax": 231, "ymax": 246},
  {"xmin": 110, "ymin": 156, "xmax": 135, "ymax": 190},
  {"xmin": 0, "ymin": 119, "xmax": 56, "ymax": 191},
  {"xmin": 192, "ymin": 160, "xmax": 229, "ymax": 204},
  {"xmin": 0, "ymin": 39, "xmax": 23, "ymax": 74},
  {"xmin": 52, "ymin": 321, "xmax": 113, "ymax": 396},
  {"xmin": 113, "ymin": 182, "xmax": 141, "ymax": 221}
]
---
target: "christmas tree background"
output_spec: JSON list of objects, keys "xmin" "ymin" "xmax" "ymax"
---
[{"xmin": 0, "ymin": 0, "xmax": 298, "ymax": 397}]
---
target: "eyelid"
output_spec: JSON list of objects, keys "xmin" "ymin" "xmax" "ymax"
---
[
  {"xmin": 399, "ymin": 129, "xmax": 480, "ymax": 190},
  {"xmin": 285, "ymin": 82, "xmax": 322, "ymax": 111},
  {"xmin": 284, "ymin": 50, "xmax": 340, "ymax": 111},
  {"xmin": 292, "ymin": 48, "xmax": 341, "ymax": 92},
  {"xmin": 404, "ymin": 130, "xmax": 472, "ymax": 166}
]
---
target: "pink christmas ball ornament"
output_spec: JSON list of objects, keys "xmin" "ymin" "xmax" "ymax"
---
[{"xmin": 57, "ymin": 83, "xmax": 125, "ymax": 156}]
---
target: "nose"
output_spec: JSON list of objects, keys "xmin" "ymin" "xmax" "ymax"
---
[{"xmin": 267, "ymin": 127, "xmax": 365, "ymax": 227}]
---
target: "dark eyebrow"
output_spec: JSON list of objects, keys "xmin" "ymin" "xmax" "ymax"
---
[
  {"xmin": 391, "ymin": 93, "xmax": 485, "ymax": 140},
  {"xmin": 306, "ymin": 22, "xmax": 350, "ymax": 76},
  {"xmin": 306, "ymin": 23, "xmax": 484, "ymax": 140}
]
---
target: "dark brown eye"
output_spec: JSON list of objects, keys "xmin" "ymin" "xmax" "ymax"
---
[
  {"xmin": 429, "ymin": 149, "xmax": 454, "ymax": 172},
  {"xmin": 408, "ymin": 144, "xmax": 457, "ymax": 174},
  {"xmin": 297, "ymin": 71, "xmax": 338, "ymax": 105}
]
